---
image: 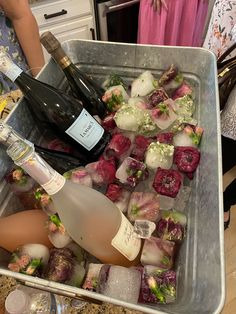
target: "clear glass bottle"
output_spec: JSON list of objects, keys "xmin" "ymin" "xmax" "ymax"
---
[
  {"xmin": 1, "ymin": 123, "xmax": 141, "ymax": 266},
  {"xmin": 5, "ymin": 285, "xmax": 53, "ymax": 314}
]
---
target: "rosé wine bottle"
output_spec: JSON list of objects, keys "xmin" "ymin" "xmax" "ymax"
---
[{"xmin": 2, "ymin": 124, "xmax": 142, "ymax": 266}]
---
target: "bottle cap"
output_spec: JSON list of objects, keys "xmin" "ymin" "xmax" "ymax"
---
[
  {"xmin": 7, "ymin": 139, "xmax": 34, "ymax": 166},
  {"xmin": 0, "ymin": 123, "xmax": 13, "ymax": 143},
  {"xmin": 5, "ymin": 290, "xmax": 28, "ymax": 314},
  {"xmin": 40, "ymin": 31, "xmax": 61, "ymax": 53}
]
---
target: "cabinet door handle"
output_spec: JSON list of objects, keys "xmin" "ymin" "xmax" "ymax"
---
[
  {"xmin": 44, "ymin": 9, "xmax": 67, "ymax": 20},
  {"xmin": 90, "ymin": 28, "xmax": 96, "ymax": 40}
]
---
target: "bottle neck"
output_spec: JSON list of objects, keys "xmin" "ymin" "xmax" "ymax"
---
[
  {"xmin": 0, "ymin": 56, "xmax": 23, "ymax": 82},
  {"xmin": 0, "ymin": 123, "xmax": 30, "ymax": 147},
  {"xmin": 7, "ymin": 140, "xmax": 66, "ymax": 195},
  {"xmin": 50, "ymin": 46, "xmax": 72, "ymax": 70},
  {"xmin": 58, "ymin": 55, "xmax": 72, "ymax": 70}
]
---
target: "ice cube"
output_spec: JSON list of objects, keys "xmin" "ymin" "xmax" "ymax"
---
[
  {"xmin": 63, "ymin": 167, "xmax": 93, "ymax": 188},
  {"xmin": 127, "ymin": 192, "xmax": 160, "ymax": 222},
  {"xmin": 116, "ymin": 157, "xmax": 148, "ymax": 188},
  {"xmin": 85, "ymin": 160, "xmax": 116, "ymax": 187},
  {"xmin": 141, "ymin": 237, "xmax": 175, "ymax": 269},
  {"xmin": 156, "ymin": 210, "xmax": 187, "ymax": 242},
  {"xmin": 152, "ymin": 168, "xmax": 183, "ymax": 198},
  {"xmin": 145, "ymin": 142, "xmax": 174, "ymax": 170},
  {"xmin": 134, "ymin": 220, "xmax": 156, "ymax": 239},
  {"xmin": 82, "ymin": 263, "xmax": 104, "ymax": 291},
  {"xmin": 105, "ymin": 183, "xmax": 131, "ymax": 213},
  {"xmin": 174, "ymin": 185, "xmax": 191, "ymax": 212},
  {"xmin": 159, "ymin": 194, "xmax": 175, "ymax": 210},
  {"xmin": 139, "ymin": 265, "xmax": 176, "ymax": 304},
  {"xmin": 131, "ymin": 71, "xmax": 156, "ymax": 97},
  {"xmin": 97, "ymin": 265, "xmax": 141, "ymax": 304},
  {"xmin": 104, "ymin": 133, "xmax": 132, "ymax": 161},
  {"xmin": 150, "ymin": 99, "xmax": 177, "ymax": 130}
]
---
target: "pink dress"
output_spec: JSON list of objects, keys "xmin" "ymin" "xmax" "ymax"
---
[{"xmin": 138, "ymin": 0, "xmax": 209, "ymax": 47}]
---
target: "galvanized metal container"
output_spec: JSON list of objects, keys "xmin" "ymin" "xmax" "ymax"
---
[{"xmin": 0, "ymin": 40, "xmax": 225, "ymax": 314}]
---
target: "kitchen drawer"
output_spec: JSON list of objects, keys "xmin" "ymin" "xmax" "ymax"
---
[
  {"xmin": 31, "ymin": 0, "xmax": 92, "ymax": 27},
  {"xmin": 39, "ymin": 16, "xmax": 95, "ymax": 62}
]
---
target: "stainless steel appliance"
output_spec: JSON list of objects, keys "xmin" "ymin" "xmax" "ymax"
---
[{"xmin": 94, "ymin": 0, "xmax": 140, "ymax": 43}]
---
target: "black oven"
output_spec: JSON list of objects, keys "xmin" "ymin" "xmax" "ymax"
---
[{"xmin": 94, "ymin": 0, "xmax": 140, "ymax": 43}]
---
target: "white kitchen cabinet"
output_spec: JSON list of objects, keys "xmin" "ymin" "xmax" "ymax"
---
[{"xmin": 30, "ymin": 0, "xmax": 96, "ymax": 62}]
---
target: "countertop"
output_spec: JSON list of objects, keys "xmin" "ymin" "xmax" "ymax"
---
[{"xmin": 0, "ymin": 275, "xmax": 142, "ymax": 314}]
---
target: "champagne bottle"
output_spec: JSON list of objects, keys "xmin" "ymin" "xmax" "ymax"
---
[
  {"xmin": 0, "ymin": 210, "xmax": 52, "ymax": 252},
  {"xmin": 40, "ymin": 31, "xmax": 107, "ymax": 119},
  {"xmin": 0, "ymin": 123, "xmax": 83, "ymax": 174},
  {"xmin": 4, "ymin": 126, "xmax": 141, "ymax": 266},
  {"xmin": 0, "ymin": 51, "xmax": 110, "ymax": 163},
  {"xmin": 34, "ymin": 145, "xmax": 83, "ymax": 174}
]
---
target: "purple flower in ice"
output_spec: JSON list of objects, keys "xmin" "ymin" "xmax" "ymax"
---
[
  {"xmin": 174, "ymin": 146, "xmax": 200, "ymax": 174},
  {"xmin": 152, "ymin": 168, "xmax": 183, "ymax": 198}
]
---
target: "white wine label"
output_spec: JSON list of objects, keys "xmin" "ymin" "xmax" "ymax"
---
[
  {"xmin": 5, "ymin": 63, "xmax": 23, "ymax": 82},
  {"xmin": 65, "ymin": 109, "xmax": 104, "ymax": 151},
  {"xmin": 111, "ymin": 212, "xmax": 141, "ymax": 261},
  {"xmin": 42, "ymin": 171, "xmax": 66, "ymax": 195},
  {"xmin": 0, "ymin": 51, "xmax": 23, "ymax": 81}
]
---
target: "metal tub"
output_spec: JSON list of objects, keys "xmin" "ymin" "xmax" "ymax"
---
[{"xmin": 0, "ymin": 40, "xmax": 224, "ymax": 314}]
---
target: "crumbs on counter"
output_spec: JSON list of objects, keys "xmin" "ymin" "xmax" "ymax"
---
[
  {"xmin": 0, "ymin": 275, "xmax": 142, "ymax": 314},
  {"xmin": 0, "ymin": 275, "xmax": 17, "ymax": 313}
]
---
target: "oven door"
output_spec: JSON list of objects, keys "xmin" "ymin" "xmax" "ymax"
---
[{"xmin": 97, "ymin": 0, "xmax": 140, "ymax": 43}]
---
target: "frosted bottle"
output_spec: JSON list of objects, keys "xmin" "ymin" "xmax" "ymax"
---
[{"xmin": 3, "ymin": 125, "xmax": 142, "ymax": 266}]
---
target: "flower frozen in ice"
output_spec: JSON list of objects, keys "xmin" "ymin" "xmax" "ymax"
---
[
  {"xmin": 130, "ymin": 135, "xmax": 154, "ymax": 161},
  {"xmin": 102, "ymin": 85, "xmax": 129, "ymax": 112},
  {"xmin": 85, "ymin": 160, "xmax": 116, "ymax": 186},
  {"xmin": 152, "ymin": 168, "xmax": 183, "ymax": 198},
  {"xmin": 105, "ymin": 183, "xmax": 131, "ymax": 213},
  {"xmin": 174, "ymin": 95, "xmax": 195, "ymax": 118},
  {"xmin": 104, "ymin": 133, "xmax": 131, "ymax": 160},
  {"xmin": 131, "ymin": 71, "xmax": 156, "ymax": 97},
  {"xmin": 156, "ymin": 210, "xmax": 187, "ymax": 242},
  {"xmin": 172, "ymin": 81, "xmax": 194, "ymax": 100},
  {"xmin": 156, "ymin": 132, "xmax": 174, "ymax": 145},
  {"xmin": 150, "ymin": 99, "xmax": 177, "ymax": 130},
  {"xmin": 127, "ymin": 191, "xmax": 160, "ymax": 222},
  {"xmin": 147, "ymin": 88, "xmax": 169, "ymax": 108},
  {"xmin": 173, "ymin": 146, "xmax": 201, "ymax": 174},
  {"xmin": 145, "ymin": 142, "xmax": 174, "ymax": 170},
  {"xmin": 141, "ymin": 236, "xmax": 175, "ymax": 269},
  {"xmin": 114, "ymin": 104, "xmax": 145, "ymax": 132},
  {"xmin": 158, "ymin": 65, "xmax": 184, "ymax": 94},
  {"xmin": 63, "ymin": 167, "xmax": 93, "ymax": 188},
  {"xmin": 116, "ymin": 157, "xmax": 149, "ymax": 188},
  {"xmin": 101, "ymin": 113, "xmax": 116, "ymax": 131}
]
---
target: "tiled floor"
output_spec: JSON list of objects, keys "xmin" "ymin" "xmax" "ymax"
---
[{"xmin": 221, "ymin": 168, "xmax": 236, "ymax": 314}]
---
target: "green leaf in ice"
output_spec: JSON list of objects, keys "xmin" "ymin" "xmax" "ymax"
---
[
  {"xmin": 50, "ymin": 214, "xmax": 62, "ymax": 227},
  {"xmin": 148, "ymin": 276, "xmax": 166, "ymax": 304},
  {"xmin": 104, "ymin": 74, "xmax": 125, "ymax": 89},
  {"xmin": 161, "ymin": 255, "xmax": 170, "ymax": 266},
  {"xmin": 131, "ymin": 205, "xmax": 140, "ymax": 216}
]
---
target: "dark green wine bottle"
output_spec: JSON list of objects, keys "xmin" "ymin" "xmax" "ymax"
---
[
  {"xmin": 0, "ymin": 51, "xmax": 110, "ymax": 163},
  {"xmin": 40, "ymin": 31, "xmax": 107, "ymax": 119}
]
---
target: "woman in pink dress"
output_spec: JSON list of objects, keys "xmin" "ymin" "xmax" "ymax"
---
[{"xmin": 138, "ymin": 0, "xmax": 209, "ymax": 47}]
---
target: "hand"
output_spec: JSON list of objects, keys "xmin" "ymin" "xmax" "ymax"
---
[{"xmin": 150, "ymin": 0, "xmax": 168, "ymax": 13}]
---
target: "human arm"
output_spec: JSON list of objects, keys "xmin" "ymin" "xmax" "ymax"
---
[
  {"xmin": 0, "ymin": 0, "xmax": 45, "ymax": 76},
  {"xmin": 151, "ymin": 0, "xmax": 168, "ymax": 13}
]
